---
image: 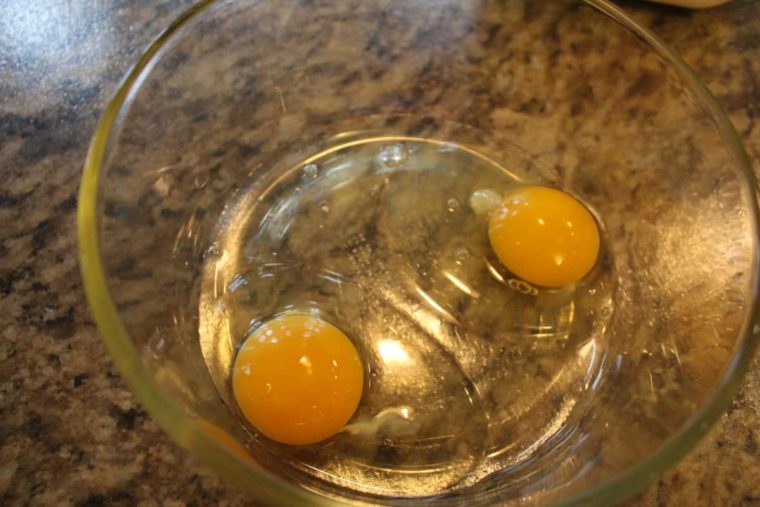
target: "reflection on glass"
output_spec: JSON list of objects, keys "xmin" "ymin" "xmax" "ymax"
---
[{"xmin": 377, "ymin": 339, "xmax": 413, "ymax": 367}]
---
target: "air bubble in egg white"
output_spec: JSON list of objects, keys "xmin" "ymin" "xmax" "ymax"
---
[
  {"xmin": 455, "ymin": 249, "xmax": 470, "ymax": 264},
  {"xmin": 378, "ymin": 143, "xmax": 408, "ymax": 168},
  {"xmin": 447, "ymin": 198, "xmax": 460, "ymax": 212},
  {"xmin": 469, "ymin": 189, "xmax": 502, "ymax": 216},
  {"xmin": 303, "ymin": 163, "xmax": 319, "ymax": 178}
]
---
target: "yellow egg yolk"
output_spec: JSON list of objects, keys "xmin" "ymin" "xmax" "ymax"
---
[
  {"xmin": 232, "ymin": 313, "xmax": 363, "ymax": 445},
  {"xmin": 488, "ymin": 186, "xmax": 600, "ymax": 288}
]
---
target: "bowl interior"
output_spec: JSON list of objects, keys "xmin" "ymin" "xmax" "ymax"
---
[{"xmin": 79, "ymin": 0, "xmax": 759, "ymax": 505}]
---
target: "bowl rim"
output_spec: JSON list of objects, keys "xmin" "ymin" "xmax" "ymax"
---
[{"xmin": 77, "ymin": 0, "xmax": 760, "ymax": 505}]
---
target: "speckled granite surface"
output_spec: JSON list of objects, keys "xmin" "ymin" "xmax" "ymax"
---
[{"xmin": 1, "ymin": 0, "xmax": 759, "ymax": 505}]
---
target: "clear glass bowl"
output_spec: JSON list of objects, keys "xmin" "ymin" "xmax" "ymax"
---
[{"xmin": 78, "ymin": 0, "xmax": 760, "ymax": 505}]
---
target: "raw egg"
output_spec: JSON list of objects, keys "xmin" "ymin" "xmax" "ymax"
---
[
  {"xmin": 488, "ymin": 186, "xmax": 600, "ymax": 288},
  {"xmin": 232, "ymin": 313, "xmax": 363, "ymax": 445}
]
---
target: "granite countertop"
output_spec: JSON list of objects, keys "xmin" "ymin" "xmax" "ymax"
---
[{"xmin": 1, "ymin": 1, "xmax": 759, "ymax": 505}]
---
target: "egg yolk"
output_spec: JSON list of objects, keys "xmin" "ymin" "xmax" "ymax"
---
[
  {"xmin": 488, "ymin": 186, "xmax": 600, "ymax": 288},
  {"xmin": 232, "ymin": 313, "xmax": 363, "ymax": 446}
]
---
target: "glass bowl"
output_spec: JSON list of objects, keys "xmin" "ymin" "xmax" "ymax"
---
[{"xmin": 78, "ymin": 0, "xmax": 760, "ymax": 505}]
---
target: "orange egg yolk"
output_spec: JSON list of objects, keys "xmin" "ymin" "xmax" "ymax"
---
[
  {"xmin": 488, "ymin": 186, "xmax": 600, "ymax": 288},
  {"xmin": 232, "ymin": 313, "xmax": 363, "ymax": 445}
]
